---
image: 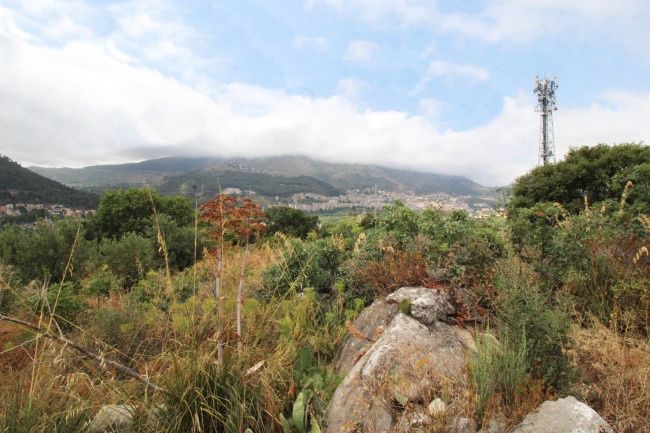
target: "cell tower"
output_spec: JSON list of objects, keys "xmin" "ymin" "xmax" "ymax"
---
[{"xmin": 534, "ymin": 75, "xmax": 558, "ymax": 165}]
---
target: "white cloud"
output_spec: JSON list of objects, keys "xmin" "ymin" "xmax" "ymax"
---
[
  {"xmin": 417, "ymin": 98, "xmax": 446, "ymax": 121},
  {"xmin": 344, "ymin": 40, "xmax": 378, "ymax": 62},
  {"xmin": 427, "ymin": 60, "xmax": 489, "ymax": 82},
  {"xmin": 0, "ymin": 7, "xmax": 34, "ymax": 41},
  {"xmin": 310, "ymin": 0, "xmax": 650, "ymax": 48},
  {"xmin": 307, "ymin": 0, "xmax": 435, "ymax": 25},
  {"xmin": 294, "ymin": 37, "xmax": 329, "ymax": 52},
  {"xmin": 555, "ymin": 91, "xmax": 650, "ymax": 157},
  {"xmin": 1, "ymin": 16, "xmax": 650, "ymax": 187},
  {"xmin": 336, "ymin": 78, "xmax": 367, "ymax": 101},
  {"xmin": 43, "ymin": 15, "xmax": 92, "ymax": 40},
  {"xmin": 414, "ymin": 60, "xmax": 489, "ymax": 94}
]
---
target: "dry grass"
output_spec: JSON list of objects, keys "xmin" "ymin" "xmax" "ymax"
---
[{"xmin": 571, "ymin": 318, "xmax": 650, "ymax": 433}]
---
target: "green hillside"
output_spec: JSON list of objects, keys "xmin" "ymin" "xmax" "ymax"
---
[
  {"xmin": 0, "ymin": 155, "xmax": 99, "ymax": 209},
  {"xmin": 158, "ymin": 167, "xmax": 342, "ymax": 198},
  {"xmin": 31, "ymin": 155, "xmax": 493, "ymax": 197},
  {"xmin": 227, "ymin": 155, "xmax": 492, "ymax": 196}
]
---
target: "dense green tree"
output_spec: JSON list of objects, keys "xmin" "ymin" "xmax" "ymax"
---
[
  {"xmin": 264, "ymin": 206, "xmax": 319, "ymax": 239},
  {"xmin": 147, "ymin": 214, "xmax": 202, "ymax": 271},
  {"xmin": 95, "ymin": 188, "xmax": 193, "ymax": 239},
  {"xmin": 511, "ymin": 143, "xmax": 650, "ymax": 214},
  {"xmin": 0, "ymin": 219, "xmax": 92, "ymax": 285},
  {"xmin": 96, "ymin": 232, "xmax": 158, "ymax": 288}
]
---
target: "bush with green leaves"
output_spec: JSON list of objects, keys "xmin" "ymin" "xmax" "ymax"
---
[
  {"xmin": 507, "ymin": 199, "xmax": 649, "ymax": 335},
  {"xmin": 491, "ymin": 259, "xmax": 573, "ymax": 390},
  {"xmin": 96, "ymin": 232, "xmax": 158, "ymax": 289},
  {"xmin": 30, "ymin": 282, "xmax": 90, "ymax": 330},
  {"xmin": 94, "ymin": 187, "xmax": 193, "ymax": 240},
  {"xmin": 343, "ymin": 203, "xmax": 505, "ymax": 302},
  {"xmin": 261, "ymin": 238, "xmax": 345, "ymax": 297},
  {"xmin": 146, "ymin": 213, "xmax": 202, "ymax": 271},
  {"xmin": 510, "ymin": 142, "xmax": 650, "ymax": 214},
  {"xmin": 0, "ymin": 218, "xmax": 93, "ymax": 285},
  {"xmin": 83, "ymin": 265, "xmax": 120, "ymax": 307},
  {"xmin": 265, "ymin": 206, "xmax": 319, "ymax": 239}
]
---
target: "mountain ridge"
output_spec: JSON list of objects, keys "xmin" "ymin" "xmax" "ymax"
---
[{"xmin": 30, "ymin": 155, "xmax": 494, "ymax": 198}]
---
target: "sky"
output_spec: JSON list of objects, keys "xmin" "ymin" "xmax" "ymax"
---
[{"xmin": 1, "ymin": 1, "xmax": 649, "ymax": 186}]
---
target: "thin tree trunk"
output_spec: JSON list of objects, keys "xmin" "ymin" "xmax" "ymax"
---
[
  {"xmin": 236, "ymin": 236, "xmax": 250, "ymax": 355},
  {"xmin": 215, "ymin": 247, "xmax": 223, "ymax": 367},
  {"xmin": 0, "ymin": 314, "xmax": 174, "ymax": 398}
]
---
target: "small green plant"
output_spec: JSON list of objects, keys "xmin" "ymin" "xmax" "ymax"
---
[
  {"xmin": 398, "ymin": 299, "xmax": 412, "ymax": 315},
  {"xmin": 280, "ymin": 389, "xmax": 321, "ymax": 433},
  {"xmin": 468, "ymin": 329, "xmax": 530, "ymax": 423}
]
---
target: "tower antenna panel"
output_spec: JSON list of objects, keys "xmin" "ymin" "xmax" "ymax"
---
[{"xmin": 534, "ymin": 74, "xmax": 558, "ymax": 166}]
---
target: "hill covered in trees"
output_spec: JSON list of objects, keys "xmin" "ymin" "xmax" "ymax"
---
[
  {"xmin": 31, "ymin": 155, "xmax": 492, "ymax": 198},
  {"xmin": 0, "ymin": 155, "xmax": 99, "ymax": 209}
]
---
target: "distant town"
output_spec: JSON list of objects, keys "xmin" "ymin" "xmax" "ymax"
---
[
  {"xmin": 1, "ymin": 188, "xmax": 500, "ymax": 226},
  {"xmin": 225, "ymin": 188, "xmax": 500, "ymax": 218},
  {"xmin": 0, "ymin": 203, "xmax": 95, "ymax": 224}
]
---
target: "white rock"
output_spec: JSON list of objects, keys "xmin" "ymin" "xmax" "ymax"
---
[
  {"xmin": 428, "ymin": 398, "xmax": 447, "ymax": 417},
  {"xmin": 512, "ymin": 396, "xmax": 613, "ymax": 433},
  {"xmin": 88, "ymin": 405, "xmax": 136, "ymax": 433}
]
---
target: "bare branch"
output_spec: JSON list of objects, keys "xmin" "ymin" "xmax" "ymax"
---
[{"xmin": 0, "ymin": 313, "xmax": 175, "ymax": 398}]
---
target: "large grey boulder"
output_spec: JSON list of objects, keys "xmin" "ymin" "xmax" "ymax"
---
[
  {"xmin": 512, "ymin": 396, "xmax": 613, "ymax": 433},
  {"xmin": 323, "ymin": 313, "xmax": 470, "ymax": 433},
  {"xmin": 386, "ymin": 287, "xmax": 455, "ymax": 325},
  {"xmin": 333, "ymin": 299, "xmax": 398, "ymax": 374}
]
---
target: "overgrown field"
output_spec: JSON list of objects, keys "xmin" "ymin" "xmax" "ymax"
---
[{"xmin": 1, "ymin": 145, "xmax": 649, "ymax": 432}]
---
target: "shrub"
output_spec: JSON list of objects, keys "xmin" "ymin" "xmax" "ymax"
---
[
  {"xmin": 0, "ymin": 219, "xmax": 92, "ymax": 285},
  {"xmin": 97, "ymin": 232, "xmax": 158, "ymax": 289},
  {"xmin": 261, "ymin": 238, "xmax": 344, "ymax": 297},
  {"xmin": 83, "ymin": 265, "xmax": 120, "ymax": 307},
  {"xmin": 350, "ymin": 250, "xmax": 432, "ymax": 298},
  {"xmin": 492, "ymin": 258, "xmax": 573, "ymax": 390},
  {"xmin": 30, "ymin": 282, "xmax": 90, "ymax": 330}
]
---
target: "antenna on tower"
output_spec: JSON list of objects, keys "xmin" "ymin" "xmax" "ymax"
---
[{"xmin": 534, "ymin": 74, "xmax": 558, "ymax": 165}]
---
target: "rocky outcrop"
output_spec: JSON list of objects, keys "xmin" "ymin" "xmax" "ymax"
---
[
  {"xmin": 511, "ymin": 396, "xmax": 613, "ymax": 433},
  {"xmin": 324, "ymin": 288, "xmax": 612, "ymax": 433},
  {"xmin": 324, "ymin": 287, "xmax": 472, "ymax": 433},
  {"xmin": 334, "ymin": 300, "xmax": 398, "ymax": 375}
]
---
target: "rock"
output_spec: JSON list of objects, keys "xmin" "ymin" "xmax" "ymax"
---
[
  {"xmin": 323, "ymin": 313, "xmax": 468, "ymax": 433},
  {"xmin": 394, "ymin": 407, "xmax": 433, "ymax": 433},
  {"xmin": 483, "ymin": 411, "xmax": 507, "ymax": 433},
  {"xmin": 333, "ymin": 299, "xmax": 398, "ymax": 374},
  {"xmin": 452, "ymin": 417, "xmax": 478, "ymax": 433},
  {"xmin": 386, "ymin": 287, "xmax": 455, "ymax": 325},
  {"xmin": 88, "ymin": 405, "xmax": 137, "ymax": 433},
  {"xmin": 428, "ymin": 397, "xmax": 447, "ymax": 417},
  {"xmin": 512, "ymin": 396, "xmax": 613, "ymax": 433}
]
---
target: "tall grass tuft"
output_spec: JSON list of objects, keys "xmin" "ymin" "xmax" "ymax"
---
[
  {"xmin": 159, "ymin": 351, "xmax": 277, "ymax": 433},
  {"xmin": 0, "ymin": 372, "xmax": 91, "ymax": 433}
]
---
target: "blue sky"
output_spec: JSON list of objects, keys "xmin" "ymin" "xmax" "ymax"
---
[{"xmin": 1, "ymin": 0, "xmax": 649, "ymax": 186}]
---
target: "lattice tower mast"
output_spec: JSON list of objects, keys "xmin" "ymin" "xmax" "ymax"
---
[{"xmin": 534, "ymin": 75, "xmax": 558, "ymax": 165}]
